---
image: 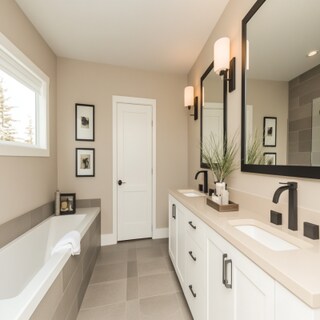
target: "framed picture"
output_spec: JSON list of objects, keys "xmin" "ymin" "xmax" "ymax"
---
[
  {"xmin": 75, "ymin": 103, "xmax": 95, "ymax": 141},
  {"xmin": 263, "ymin": 117, "xmax": 277, "ymax": 147},
  {"xmin": 264, "ymin": 152, "xmax": 277, "ymax": 165},
  {"xmin": 60, "ymin": 193, "xmax": 76, "ymax": 214},
  {"xmin": 76, "ymin": 148, "xmax": 95, "ymax": 177}
]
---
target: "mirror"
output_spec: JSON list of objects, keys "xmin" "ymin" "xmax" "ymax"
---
[
  {"xmin": 241, "ymin": 0, "xmax": 320, "ymax": 178},
  {"xmin": 200, "ymin": 62, "xmax": 226, "ymax": 168}
]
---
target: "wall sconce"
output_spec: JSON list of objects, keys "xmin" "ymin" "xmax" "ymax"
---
[
  {"xmin": 184, "ymin": 86, "xmax": 198, "ymax": 120},
  {"xmin": 213, "ymin": 37, "xmax": 236, "ymax": 92}
]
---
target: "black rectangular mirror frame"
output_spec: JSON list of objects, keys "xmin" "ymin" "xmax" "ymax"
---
[
  {"xmin": 200, "ymin": 61, "xmax": 227, "ymax": 168},
  {"xmin": 241, "ymin": 0, "xmax": 320, "ymax": 179}
]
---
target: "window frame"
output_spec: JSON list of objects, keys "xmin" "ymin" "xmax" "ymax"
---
[{"xmin": 0, "ymin": 33, "xmax": 49, "ymax": 157}]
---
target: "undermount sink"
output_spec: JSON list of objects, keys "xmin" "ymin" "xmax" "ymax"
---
[
  {"xmin": 178, "ymin": 189, "xmax": 206, "ymax": 197},
  {"xmin": 229, "ymin": 219, "xmax": 312, "ymax": 251}
]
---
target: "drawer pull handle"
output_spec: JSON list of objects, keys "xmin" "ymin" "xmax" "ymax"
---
[
  {"xmin": 172, "ymin": 204, "xmax": 176, "ymax": 219},
  {"xmin": 188, "ymin": 221, "xmax": 197, "ymax": 229},
  {"xmin": 188, "ymin": 285, "xmax": 197, "ymax": 298},
  {"xmin": 222, "ymin": 253, "xmax": 232, "ymax": 289},
  {"xmin": 188, "ymin": 251, "xmax": 197, "ymax": 261}
]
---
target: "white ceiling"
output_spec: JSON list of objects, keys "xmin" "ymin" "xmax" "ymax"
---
[{"xmin": 15, "ymin": 0, "xmax": 229, "ymax": 74}]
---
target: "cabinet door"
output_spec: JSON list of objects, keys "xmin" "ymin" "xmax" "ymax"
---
[
  {"xmin": 207, "ymin": 228, "xmax": 275, "ymax": 320},
  {"xmin": 184, "ymin": 234, "xmax": 206, "ymax": 320},
  {"xmin": 176, "ymin": 205, "xmax": 186, "ymax": 285},
  {"xmin": 168, "ymin": 196, "xmax": 177, "ymax": 264},
  {"xmin": 232, "ymin": 248, "xmax": 275, "ymax": 320},
  {"xmin": 275, "ymin": 282, "xmax": 320, "ymax": 320},
  {"xmin": 207, "ymin": 233, "xmax": 234, "ymax": 320}
]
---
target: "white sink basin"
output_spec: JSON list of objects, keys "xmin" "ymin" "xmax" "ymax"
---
[
  {"xmin": 229, "ymin": 219, "xmax": 312, "ymax": 251},
  {"xmin": 178, "ymin": 189, "xmax": 206, "ymax": 197}
]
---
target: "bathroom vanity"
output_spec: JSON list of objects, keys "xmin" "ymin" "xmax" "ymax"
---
[{"xmin": 169, "ymin": 190, "xmax": 320, "ymax": 320}]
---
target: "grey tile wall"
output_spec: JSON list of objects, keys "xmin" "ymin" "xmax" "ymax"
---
[
  {"xmin": 0, "ymin": 201, "xmax": 54, "ymax": 249},
  {"xmin": 288, "ymin": 64, "xmax": 320, "ymax": 165},
  {"xmin": 0, "ymin": 198, "xmax": 101, "ymax": 250}
]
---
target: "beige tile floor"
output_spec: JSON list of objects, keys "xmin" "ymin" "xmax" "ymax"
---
[{"xmin": 77, "ymin": 238, "xmax": 193, "ymax": 320}]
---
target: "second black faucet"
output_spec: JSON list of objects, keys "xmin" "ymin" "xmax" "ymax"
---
[{"xmin": 195, "ymin": 170, "xmax": 208, "ymax": 194}]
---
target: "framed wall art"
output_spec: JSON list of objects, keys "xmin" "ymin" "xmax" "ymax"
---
[
  {"xmin": 263, "ymin": 117, "xmax": 277, "ymax": 147},
  {"xmin": 264, "ymin": 152, "xmax": 277, "ymax": 165},
  {"xmin": 76, "ymin": 148, "xmax": 95, "ymax": 177},
  {"xmin": 60, "ymin": 193, "xmax": 76, "ymax": 214},
  {"xmin": 75, "ymin": 103, "xmax": 95, "ymax": 141}
]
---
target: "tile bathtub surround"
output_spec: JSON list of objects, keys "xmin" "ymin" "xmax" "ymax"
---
[
  {"xmin": 77, "ymin": 239, "xmax": 193, "ymax": 320},
  {"xmin": 77, "ymin": 198, "xmax": 101, "ymax": 209},
  {"xmin": 0, "ymin": 201, "xmax": 54, "ymax": 249},
  {"xmin": 0, "ymin": 198, "xmax": 101, "ymax": 250},
  {"xmin": 30, "ymin": 211, "xmax": 101, "ymax": 320}
]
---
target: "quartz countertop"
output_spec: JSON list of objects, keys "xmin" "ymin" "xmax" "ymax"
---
[{"xmin": 169, "ymin": 189, "xmax": 320, "ymax": 308}]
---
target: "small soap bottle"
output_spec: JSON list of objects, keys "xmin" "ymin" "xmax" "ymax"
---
[{"xmin": 55, "ymin": 190, "xmax": 60, "ymax": 216}]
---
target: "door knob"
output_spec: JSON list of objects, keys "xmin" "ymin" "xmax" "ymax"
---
[{"xmin": 118, "ymin": 180, "xmax": 126, "ymax": 186}]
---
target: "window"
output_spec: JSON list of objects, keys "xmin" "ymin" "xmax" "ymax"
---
[{"xmin": 0, "ymin": 33, "xmax": 49, "ymax": 156}]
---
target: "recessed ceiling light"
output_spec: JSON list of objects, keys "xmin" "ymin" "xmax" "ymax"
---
[{"xmin": 307, "ymin": 50, "xmax": 319, "ymax": 57}]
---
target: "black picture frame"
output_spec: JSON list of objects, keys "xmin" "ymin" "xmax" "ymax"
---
[
  {"xmin": 76, "ymin": 148, "xmax": 95, "ymax": 177},
  {"xmin": 75, "ymin": 103, "xmax": 95, "ymax": 141},
  {"xmin": 60, "ymin": 193, "xmax": 76, "ymax": 214},
  {"xmin": 263, "ymin": 152, "xmax": 277, "ymax": 165},
  {"xmin": 263, "ymin": 117, "xmax": 277, "ymax": 147}
]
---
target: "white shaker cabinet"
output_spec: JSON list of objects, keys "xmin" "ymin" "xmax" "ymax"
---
[
  {"xmin": 168, "ymin": 195, "xmax": 206, "ymax": 319},
  {"xmin": 275, "ymin": 283, "xmax": 320, "ymax": 320},
  {"xmin": 184, "ymin": 210, "xmax": 207, "ymax": 320},
  {"xmin": 169, "ymin": 194, "xmax": 320, "ymax": 320},
  {"xmin": 169, "ymin": 196, "xmax": 187, "ymax": 285},
  {"xmin": 207, "ymin": 227, "xmax": 275, "ymax": 320}
]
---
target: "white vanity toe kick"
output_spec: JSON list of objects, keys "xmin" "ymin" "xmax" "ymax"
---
[{"xmin": 169, "ymin": 189, "xmax": 320, "ymax": 308}]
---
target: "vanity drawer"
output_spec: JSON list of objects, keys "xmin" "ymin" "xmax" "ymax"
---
[
  {"xmin": 185, "ymin": 234, "xmax": 206, "ymax": 320},
  {"xmin": 185, "ymin": 209, "xmax": 206, "ymax": 248}
]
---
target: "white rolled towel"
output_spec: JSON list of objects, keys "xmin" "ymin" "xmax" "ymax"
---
[{"xmin": 51, "ymin": 231, "xmax": 81, "ymax": 256}]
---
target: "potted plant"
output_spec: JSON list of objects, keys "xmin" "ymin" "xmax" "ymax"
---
[{"xmin": 202, "ymin": 133, "xmax": 238, "ymax": 195}]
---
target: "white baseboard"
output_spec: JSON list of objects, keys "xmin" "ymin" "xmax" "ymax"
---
[
  {"xmin": 101, "ymin": 233, "xmax": 117, "ymax": 246},
  {"xmin": 101, "ymin": 228, "xmax": 168, "ymax": 246},
  {"xmin": 153, "ymin": 227, "xmax": 168, "ymax": 239}
]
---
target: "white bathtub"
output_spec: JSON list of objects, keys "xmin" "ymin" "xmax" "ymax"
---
[{"xmin": 0, "ymin": 207, "xmax": 99, "ymax": 320}]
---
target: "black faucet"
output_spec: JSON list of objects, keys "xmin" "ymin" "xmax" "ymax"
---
[
  {"xmin": 272, "ymin": 182, "xmax": 298, "ymax": 231},
  {"xmin": 194, "ymin": 170, "xmax": 208, "ymax": 194}
]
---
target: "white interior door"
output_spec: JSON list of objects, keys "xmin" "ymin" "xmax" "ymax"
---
[
  {"xmin": 116, "ymin": 100, "xmax": 153, "ymax": 241},
  {"xmin": 203, "ymin": 102, "xmax": 224, "ymax": 143}
]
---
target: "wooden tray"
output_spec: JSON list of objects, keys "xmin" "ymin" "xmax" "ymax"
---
[{"xmin": 206, "ymin": 197, "xmax": 239, "ymax": 212}]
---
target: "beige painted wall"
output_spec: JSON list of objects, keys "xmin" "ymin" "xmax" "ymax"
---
[
  {"xmin": 248, "ymin": 79, "xmax": 288, "ymax": 165},
  {"xmin": 57, "ymin": 58, "xmax": 188, "ymax": 235},
  {"xmin": 188, "ymin": 0, "xmax": 320, "ymax": 215},
  {"xmin": 0, "ymin": 0, "xmax": 57, "ymax": 224}
]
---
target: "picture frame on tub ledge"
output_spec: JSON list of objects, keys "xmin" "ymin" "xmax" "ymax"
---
[{"xmin": 60, "ymin": 193, "xmax": 76, "ymax": 215}]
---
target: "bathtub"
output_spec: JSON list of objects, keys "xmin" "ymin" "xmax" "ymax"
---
[{"xmin": 0, "ymin": 208, "xmax": 99, "ymax": 320}]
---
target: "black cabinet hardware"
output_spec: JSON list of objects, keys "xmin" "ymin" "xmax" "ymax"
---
[
  {"xmin": 172, "ymin": 204, "xmax": 176, "ymax": 219},
  {"xmin": 188, "ymin": 285, "xmax": 197, "ymax": 298},
  {"xmin": 188, "ymin": 251, "xmax": 197, "ymax": 261},
  {"xmin": 188, "ymin": 221, "xmax": 197, "ymax": 229}
]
